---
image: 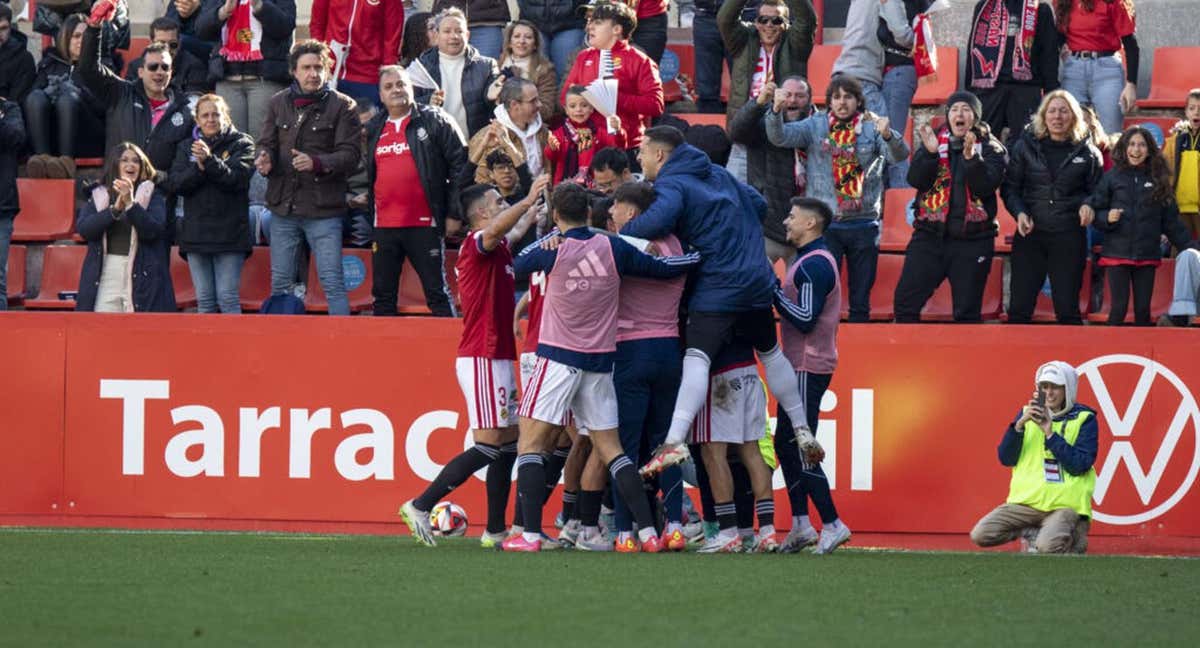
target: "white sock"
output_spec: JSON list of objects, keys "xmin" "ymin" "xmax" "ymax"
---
[
  {"xmin": 760, "ymin": 524, "xmax": 776, "ymax": 537},
  {"xmin": 511, "ymin": 525, "xmax": 525, "ymax": 535},
  {"xmin": 665, "ymin": 350, "xmax": 713, "ymax": 445},
  {"xmin": 758, "ymin": 346, "xmax": 808, "ymax": 432},
  {"xmin": 522, "ymin": 532, "xmax": 540, "ymax": 542},
  {"xmin": 637, "ymin": 527, "xmax": 658, "ymax": 543},
  {"xmin": 794, "ymin": 515, "xmax": 813, "ymax": 531},
  {"xmin": 667, "ymin": 521, "xmax": 682, "ymax": 533},
  {"xmin": 826, "ymin": 519, "xmax": 843, "ymax": 532}
]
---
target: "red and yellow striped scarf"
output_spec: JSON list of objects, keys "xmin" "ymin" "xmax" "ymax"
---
[
  {"xmin": 917, "ymin": 129, "xmax": 989, "ymax": 223},
  {"xmin": 825, "ymin": 113, "xmax": 864, "ymax": 212}
]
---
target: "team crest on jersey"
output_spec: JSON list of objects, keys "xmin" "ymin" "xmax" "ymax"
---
[
  {"xmin": 171, "ymin": 113, "xmax": 184, "ymax": 127},
  {"xmin": 417, "ymin": 127, "xmax": 429, "ymax": 141}
]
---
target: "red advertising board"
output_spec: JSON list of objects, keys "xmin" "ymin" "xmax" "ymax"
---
[{"xmin": 1, "ymin": 312, "xmax": 1197, "ymax": 537}]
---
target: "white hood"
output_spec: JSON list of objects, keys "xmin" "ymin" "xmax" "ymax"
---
[
  {"xmin": 494, "ymin": 105, "xmax": 544, "ymax": 176},
  {"xmin": 1035, "ymin": 360, "xmax": 1079, "ymax": 418}
]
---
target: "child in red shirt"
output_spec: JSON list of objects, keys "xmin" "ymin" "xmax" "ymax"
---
[{"xmin": 544, "ymin": 85, "xmax": 627, "ymax": 184}]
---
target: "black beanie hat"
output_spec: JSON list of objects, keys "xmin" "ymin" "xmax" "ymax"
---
[{"xmin": 946, "ymin": 91, "xmax": 983, "ymax": 121}]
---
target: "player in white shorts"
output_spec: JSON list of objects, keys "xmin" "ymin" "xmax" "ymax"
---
[{"xmin": 690, "ymin": 341, "xmax": 779, "ymax": 553}]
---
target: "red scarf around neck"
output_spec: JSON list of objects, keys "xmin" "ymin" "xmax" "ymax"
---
[
  {"xmin": 220, "ymin": 0, "xmax": 264, "ymax": 63},
  {"xmin": 918, "ymin": 129, "xmax": 989, "ymax": 224}
]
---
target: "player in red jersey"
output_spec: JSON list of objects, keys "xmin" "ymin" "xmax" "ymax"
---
[{"xmin": 400, "ymin": 174, "xmax": 550, "ymax": 547}]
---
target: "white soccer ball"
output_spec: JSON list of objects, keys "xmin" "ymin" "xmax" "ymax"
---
[{"xmin": 430, "ymin": 501, "xmax": 469, "ymax": 537}]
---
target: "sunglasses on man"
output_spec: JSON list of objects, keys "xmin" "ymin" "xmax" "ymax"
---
[
  {"xmin": 755, "ymin": 16, "xmax": 786, "ymax": 26},
  {"xmin": 145, "ymin": 62, "xmax": 172, "ymax": 72}
]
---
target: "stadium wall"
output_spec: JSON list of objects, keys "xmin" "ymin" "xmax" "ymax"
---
[{"xmin": 1, "ymin": 312, "xmax": 1198, "ymax": 539}]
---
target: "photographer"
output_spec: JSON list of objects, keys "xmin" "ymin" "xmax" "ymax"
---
[
  {"xmin": 894, "ymin": 91, "xmax": 1007, "ymax": 323},
  {"xmin": 970, "ymin": 361, "xmax": 1098, "ymax": 554}
]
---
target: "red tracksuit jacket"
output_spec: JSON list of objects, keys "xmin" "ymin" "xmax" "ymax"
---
[
  {"xmin": 561, "ymin": 40, "xmax": 664, "ymax": 149},
  {"xmin": 310, "ymin": 0, "xmax": 404, "ymax": 85}
]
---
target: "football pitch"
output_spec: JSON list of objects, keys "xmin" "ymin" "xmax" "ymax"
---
[{"xmin": 1, "ymin": 529, "xmax": 1196, "ymax": 647}]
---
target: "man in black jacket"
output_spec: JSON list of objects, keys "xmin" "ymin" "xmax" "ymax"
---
[
  {"xmin": 412, "ymin": 7, "xmax": 499, "ymax": 140},
  {"xmin": 0, "ymin": 97, "xmax": 23, "ymax": 311},
  {"xmin": 1002, "ymin": 90, "xmax": 1102, "ymax": 325},
  {"xmin": 367, "ymin": 65, "xmax": 469, "ymax": 317},
  {"xmin": 894, "ymin": 91, "xmax": 1008, "ymax": 323},
  {"xmin": 0, "ymin": 4, "xmax": 35, "ymax": 105},
  {"xmin": 81, "ymin": 12, "xmax": 194, "ymax": 180},
  {"xmin": 729, "ymin": 75, "xmax": 813, "ymax": 263},
  {"xmin": 966, "ymin": 0, "xmax": 1059, "ymax": 145},
  {"xmin": 125, "ymin": 17, "xmax": 212, "ymax": 98}
]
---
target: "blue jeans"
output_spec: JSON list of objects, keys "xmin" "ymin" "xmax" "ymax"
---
[
  {"xmin": 187, "ymin": 251, "xmax": 245, "ymax": 313},
  {"xmin": 542, "ymin": 29, "xmax": 585, "ymax": 84},
  {"xmin": 335, "ymin": 80, "xmax": 380, "ymax": 108},
  {"xmin": 269, "ymin": 213, "xmax": 349, "ymax": 315},
  {"xmin": 826, "ymin": 223, "xmax": 880, "ymax": 322},
  {"xmin": 692, "ymin": 12, "xmax": 726, "ymax": 113},
  {"xmin": 471, "ymin": 26, "xmax": 505, "ymax": 61},
  {"xmin": 1060, "ymin": 55, "xmax": 1125, "ymax": 135},
  {"xmin": 249, "ymin": 205, "xmax": 272, "ymax": 245},
  {"xmin": 0, "ymin": 215, "xmax": 12, "ymax": 311},
  {"xmin": 881, "ymin": 65, "xmax": 917, "ymax": 188}
]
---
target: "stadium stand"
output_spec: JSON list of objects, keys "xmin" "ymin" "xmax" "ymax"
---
[
  {"xmin": 1000, "ymin": 260, "xmax": 1095, "ymax": 323},
  {"xmin": 304, "ymin": 248, "xmax": 375, "ymax": 314},
  {"xmin": 397, "ymin": 249, "xmax": 461, "ymax": 315},
  {"xmin": 169, "ymin": 248, "xmax": 196, "ymax": 310},
  {"xmin": 880, "ymin": 188, "xmax": 915, "ymax": 253},
  {"xmin": 1087, "ymin": 259, "xmax": 1177, "ymax": 324},
  {"xmin": 13, "ymin": 179, "xmax": 75, "ymax": 242},
  {"xmin": 809, "ymin": 45, "xmax": 957, "ymax": 106},
  {"xmin": 238, "ymin": 248, "xmax": 274, "ymax": 313}
]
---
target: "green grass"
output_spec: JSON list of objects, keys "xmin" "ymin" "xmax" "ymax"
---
[{"xmin": 0, "ymin": 529, "xmax": 1197, "ymax": 647}]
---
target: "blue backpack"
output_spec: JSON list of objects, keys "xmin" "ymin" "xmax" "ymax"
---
[{"xmin": 258, "ymin": 294, "xmax": 307, "ymax": 314}]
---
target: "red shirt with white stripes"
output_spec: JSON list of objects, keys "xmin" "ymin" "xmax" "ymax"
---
[
  {"xmin": 523, "ymin": 270, "xmax": 546, "ymax": 355},
  {"xmin": 374, "ymin": 116, "xmax": 432, "ymax": 228},
  {"xmin": 456, "ymin": 231, "xmax": 517, "ymax": 360}
]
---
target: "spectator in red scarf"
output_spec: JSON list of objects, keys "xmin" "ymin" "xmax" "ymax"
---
[
  {"xmin": 967, "ymin": 0, "xmax": 1060, "ymax": 145},
  {"xmin": 544, "ymin": 84, "xmax": 626, "ymax": 184},
  {"xmin": 196, "ymin": 0, "xmax": 297, "ymax": 135},
  {"xmin": 894, "ymin": 91, "xmax": 1008, "ymax": 323}
]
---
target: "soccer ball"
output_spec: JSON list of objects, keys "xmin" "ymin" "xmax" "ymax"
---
[{"xmin": 430, "ymin": 501, "xmax": 469, "ymax": 537}]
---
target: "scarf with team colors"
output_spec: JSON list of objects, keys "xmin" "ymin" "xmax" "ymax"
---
[
  {"xmin": 918, "ymin": 129, "xmax": 988, "ymax": 223},
  {"xmin": 220, "ymin": 0, "xmax": 264, "ymax": 63},
  {"xmin": 825, "ymin": 113, "xmax": 864, "ymax": 212},
  {"xmin": 969, "ymin": 0, "xmax": 1037, "ymax": 89}
]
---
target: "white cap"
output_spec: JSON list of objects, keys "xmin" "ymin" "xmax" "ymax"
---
[{"xmin": 1037, "ymin": 364, "xmax": 1068, "ymax": 386}]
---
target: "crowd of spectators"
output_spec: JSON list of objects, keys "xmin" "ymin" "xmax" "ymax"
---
[{"xmin": 0, "ymin": 0, "xmax": 1197, "ymax": 324}]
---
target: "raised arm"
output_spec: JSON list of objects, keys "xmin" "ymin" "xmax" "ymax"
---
[
  {"xmin": 718, "ymin": 0, "xmax": 752, "ymax": 54},
  {"xmin": 610, "ymin": 236, "xmax": 700, "ymax": 279}
]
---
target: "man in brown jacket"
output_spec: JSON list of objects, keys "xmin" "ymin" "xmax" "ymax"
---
[{"xmin": 255, "ymin": 40, "xmax": 362, "ymax": 315}]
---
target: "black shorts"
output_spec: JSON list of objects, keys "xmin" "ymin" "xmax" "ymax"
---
[{"xmin": 684, "ymin": 309, "xmax": 779, "ymax": 361}]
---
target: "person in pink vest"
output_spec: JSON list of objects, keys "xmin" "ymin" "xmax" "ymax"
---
[
  {"xmin": 772, "ymin": 196, "xmax": 853, "ymax": 555},
  {"xmin": 503, "ymin": 182, "xmax": 700, "ymax": 552}
]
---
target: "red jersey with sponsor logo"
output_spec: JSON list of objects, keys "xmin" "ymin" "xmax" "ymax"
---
[
  {"xmin": 523, "ymin": 270, "xmax": 546, "ymax": 354},
  {"xmin": 374, "ymin": 116, "xmax": 432, "ymax": 228},
  {"xmin": 456, "ymin": 230, "xmax": 517, "ymax": 360}
]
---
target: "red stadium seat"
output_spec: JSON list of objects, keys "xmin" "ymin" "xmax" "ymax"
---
[
  {"xmin": 24, "ymin": 245, "xmax": 87, "ymax": 310},
  {"xmin": 912, "ymin": 47, "xmax": 959, "ymax": 105},
  {"xmin": 995, "ymin": 201, "xmax": 1016, "ymax": 254},
  {"xmin": 808, "ymin": 45, "xmax": 841, "ymax": 106},
  {"xmin": 840, "ymin": 253, "xmax": 902, "ymax": 321},
  {"xmin": 119, "ymin": 37, "xmax": 151, "ymax": 77},
  {"xmin": 239, "ymin": 247, "xmax": 274, "ymax": 312},
  {"xmin": 397, "ymin": 248, "xmax": 461, "ymax": 315},
  {"xmin": 1087, "ymin": 259, "xmax": 1176, "ymax": 324},
  {"xmin": 666, "ymin": 43, "xmax": 696, "ymax": 80},
  {"xmin": 304, "ymin": 248, "xmax": 375, "ymax": 314},
  {"xmin": 13, "ymin": 179, "xmax": 75, "ymax": 242},
  {"xmin": 6, "ymin": 244, "xmax": 26, "ymax": 303},
  {"xmin": 169, "ymin": 248, "xmax": 196, "ymax": 310},
  {"xmin": 1138, "ymin": 47, "xmax": 1200, "ymax": 109},
  {"xmin": 880, "ymin": 188, "xmax": 916, "ymax": 253}
]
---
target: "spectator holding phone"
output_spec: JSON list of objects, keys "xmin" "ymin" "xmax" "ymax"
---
[{"xmin": 970, "ymin": 361, "xmax": 1098, "ymax": 554}]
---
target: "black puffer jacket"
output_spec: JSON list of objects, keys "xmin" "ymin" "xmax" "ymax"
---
[
  {"xmin": 1002, "ymin": 127, "xmax": 1103, "ymax": 234},
  {"xmin": 728, "ymin": 99, "xmax": 805, "ymax": 245},
  {"xmin": 0, "ymin": 101, "xmax": 23, "ymax": 219},
  {"xmin": 908, "ymin": 129, "xmax": 1008, "ymax": 240},
  {"xmin": 195, "ymin": 0, "xmax": 297, "ymax": 85},
  {"xmin": 1087, "ymin": 166, "xmax": 1197, "ymax": 262},
  {"xmin": 166, "ymin": 128, "xmax": 256, "ymax": 255},
  {"xmin": 412, "ymin": 45, "xmax": 499, "ymax": 138},
  {"xmin": 517, "ymin": 0, "xmax": 587, "ymax": 35},
  {"xmin": 79, "ymin": 25, "xmax": 195, "ymax": 177},
  {"xmin": 364, "ymin": 104, "xmax": 469, "ymax": 233}
]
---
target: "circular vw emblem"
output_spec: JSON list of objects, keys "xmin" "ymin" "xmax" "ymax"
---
[{"xmin": 1076, "ymin": 354, "xmax": 1200, "ymax": 525}]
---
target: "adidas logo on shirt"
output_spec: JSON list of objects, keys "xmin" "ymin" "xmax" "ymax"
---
[{"xmin": 564, "ymin": 250, "xmax": 609, "ymax": 291}]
